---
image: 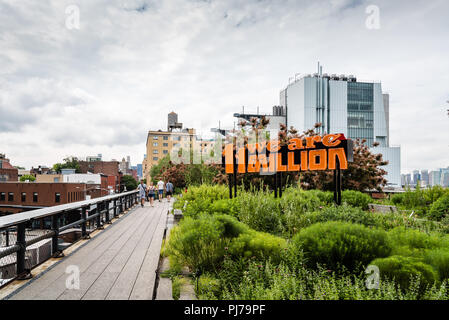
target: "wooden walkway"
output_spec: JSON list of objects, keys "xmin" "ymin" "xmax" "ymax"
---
[{"xmin": 5, "ymin": 200, "xmax": 170, "ymax": 300}]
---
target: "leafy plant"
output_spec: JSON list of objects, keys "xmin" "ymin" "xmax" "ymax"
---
[
  {"xmin": 424, "ymin": 248, "xmax": 449, "ymax": 280},
  {"xmin": 228, "ymin": 230, "xmax": 287, "ymax": 263},
  {"xmin": 371, "ymin": 255, "xmax": 438, "ymax": 291},
  {"xmin": 341, "ymin": 190, "xmax": 372, "ymax": 210},
  {"xmin": 121, "ymin": 175, "xmax": 138, "ymax": 191},
  {"xmin": 19, "ymin": 174, "xmax": 36, "ymax": 182},
  {"xmin": 166, "ymin": 215, "xmax": 230, "ymax": 272},
  {"xmin": 291, "ymin": 221, "xmax": 392, "ymax": 271},
  {"xmin": 237, "ymin": 189, "xmax": 284, "ymax": 236},
  {"xmin": 428, "ymin": 194, "xmax": 449, "ymax": 221}
]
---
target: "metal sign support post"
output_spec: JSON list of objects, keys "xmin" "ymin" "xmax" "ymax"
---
[
  {"xmin": 333, "ymin": 158, "xmax": 342, "ymax": 205},
  {"xmin": 279, "ymin": 172, "xmax": 283, "ymax": 198},
  {"xmin": 274, "ymin": 171, "xmax": 278, "ymax": 198}
]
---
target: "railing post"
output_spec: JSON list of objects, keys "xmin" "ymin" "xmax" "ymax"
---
[
  {"xmin": 105, "ymin": 200, "xmax": 111, "ymax": 224},
  {"xmin": 52, "ymin": 213, "xmax": 64, "ymax": 258},
  {"xmin": 81, "ymin": 206, "xmax": 90, "ymax": 239},
  {"xmin": 96, "ymin": 203, "xmax": 103, "ymax": 230},
  {"xmin": 6, "ymin": 228, "xmax": 9, "ymax": 247},
  {"xmin": 113, "ymin": 199, "xmax": 117, "ymax": 218},
  {"xmin": 16, "ymin": 222, "xmax": 32, "ymax": 279}
]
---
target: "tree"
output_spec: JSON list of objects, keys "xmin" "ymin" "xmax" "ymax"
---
[
  {"xmin": 20, "ymin": 174, "xmax": 36, "ymax": 182},
  {"xmin": 53, "ymin": 157, "xmax": 81, "ymax": 173},
  {"xmin": 280, "ymin": 123, "xmax": 388, "ymax": 192},
  {"xmin": 150, "ymin": 154, "xmax": 172, "ymax": 180},
  {"xmin": 121, "ymin": 175, "xmax": 138, "ymax": 191}
]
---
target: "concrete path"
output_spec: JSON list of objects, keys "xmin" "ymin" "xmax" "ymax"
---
[{"xmin": 4, "ymin": 200, "xmax": 170, "ymax": 300}]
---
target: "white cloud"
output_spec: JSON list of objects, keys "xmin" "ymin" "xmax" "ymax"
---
[{"xmin": 0, "ymin": 0, "xmax": 448, "ymax": 173}]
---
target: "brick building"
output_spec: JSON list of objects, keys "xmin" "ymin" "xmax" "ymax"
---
[
  {"xmin": 0, "ymin": 154, "xmax": 18, "ymax": 182},
  {"xmin": 78, "ymin": 160, "xmax": 121, "ymax": 193},
  {"xmin": 0, "ymin": 182, "xmax": 86, "ymax": 216}
]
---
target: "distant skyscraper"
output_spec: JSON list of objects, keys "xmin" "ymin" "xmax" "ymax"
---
[
  {"xmin": 441, "ymin": 168, "xmax": 449, "ymax": 187},
  {"xmin": 421, "ymin": 170, "xmax": 429, "ymax": 186},
  {"xmin": 279, "ymin": 64, "xmax": 400, "ymax": 186},
  {"xmin": 429, "ymin": 170, "xmax": 441, "ymax": 186},
  {"xmin": 136, "ymin": 164, "xmax": 143, "ymax": 179},
  {"xmin": 412, "ymin": 170, "xmax": 421, "ymax": 186}
]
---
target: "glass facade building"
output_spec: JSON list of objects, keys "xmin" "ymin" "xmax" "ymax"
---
[
  {"xmin": 280, "ymin": 69, "xmax": 401, "ymax": 187},
  {"xmin": 347, "ymin": 82, "xmax": 375, "ymax": 147}
]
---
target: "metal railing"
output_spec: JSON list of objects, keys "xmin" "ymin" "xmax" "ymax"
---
[{"xmin": 0, "ymin": 190, "xmax": 139, "ymax": 287}]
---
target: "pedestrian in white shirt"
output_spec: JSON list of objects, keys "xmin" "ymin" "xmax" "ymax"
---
[{"xmin": 157, "ymin": 179, "xmax": 164, "ymax": 202}]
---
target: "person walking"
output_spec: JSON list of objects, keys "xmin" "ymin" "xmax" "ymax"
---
[
  {"xmin": 147, "ymin": 182, "xmax": 156, "ymax": 207},
  {"xmin": 157, "ymin": 179, "xmax": 165, "ymax": 202},
  {"xmin": 137, "ymin": 179, "xmax": 147, "ymax": 208},
  {"xmin": 165, "ymin": 180, "xmax": 174, "ymax": 202}
]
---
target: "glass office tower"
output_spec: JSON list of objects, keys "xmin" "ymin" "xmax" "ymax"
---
[
  {"xmin": 347, "ymin": 82, "xmax": 375, "ymax": 147},
  {"xmin": 280, "ymin": 67, "xmax": 401, "ymax": 187}
]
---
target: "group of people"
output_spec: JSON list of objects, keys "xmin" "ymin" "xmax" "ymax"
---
[{"xmin": 137, "ymin": 179, "xmax": 174, "ymax": 208}]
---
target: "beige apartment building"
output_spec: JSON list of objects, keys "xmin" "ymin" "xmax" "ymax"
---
[
  {"xmin": 35, "ymin": 174, "xmax": 64, "ymax": 183},
  {"xmin": 144, "ymin": 128, "xmax": 196, "ymax": 182}
]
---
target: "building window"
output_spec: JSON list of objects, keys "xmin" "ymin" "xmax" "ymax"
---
[
  {"xmin": 54, "ymin": 177, "xmax": 59, "ymax": 182},
  {"xmin": 21, "ymin": 192, "xmax": 26, "ymax": 202},
  {"xmin": 0, "ymin": 192, "xmax": 5, "ymax": 201},
  {"xmin": 8, "ymin": 192, "xmax": 14, "ymax": 202},
  {"xmin": 153, "ymin": 142, "xmax": 158, "ymax": 147},
  {"xmin": 153, "ymin": 150, "xmax": 159, "ymax": 154},
  {"xmin": 33, "ymin": 192, "xmax": 38, "ymax": 202},
  {"xmin": 153, "ymin": 136, "xmax": 159, "ymax": 140},
  {"xmin": 153, "ymin": 157, "xmax": 158, "ymax": 161},
  {"xmin": 163, "ymin": 150, "xmax": 168, "ymax": 154},
  {"xmin": 55, "ymin": 193, "xmax": 61, "ymax": 203},
  {"xmin": 163, "ymin": 136, "xmax": 168, "ymax": 140},
  {"xmin": 163, "ymin": 143, "xmax": 168, "ymax": 147}
]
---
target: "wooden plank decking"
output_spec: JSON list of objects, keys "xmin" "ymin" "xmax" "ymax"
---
[{"xmin": 4, "ymin": 200, "xmax": 170, "ymax": 300}]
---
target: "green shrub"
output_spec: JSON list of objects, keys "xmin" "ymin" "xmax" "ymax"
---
[
  {"xmin": 210, "ymin": 198, "xmax": 240, "ymax": 218},
  {"xmin": 218, "ymin": 259, "xmax": 449, "ymax": 300},
  {"xmin": 237, "ymin": 190, "xmax": 284, "ymax": 235},
  {"xmin": 372, "ymin": 255, "xmax": 438, "ymax": 290},
  {"xmin": 182, "ymin": 197, "xmax": 213, "ymax": 218},
  {"xmin": 391, "ymin": 193, "xmax": 404, "ymax": 206},
  {"xmin": 167, "ymin": 213, "xmax": 286, "ymax": 272},
  {"xmin": 173, "ymin": 184, "xmax": 229, "ymax": 212},
  {"xmin": 278, "ymin": 188, "xmax": 324, "ymax": 236},
  {"xmin": 307, "ymin": 190, "xmax": 334, "ymax": 205},
  {"xmin": 292, "ymin": 204, "xmax": 414, "ymax": 232},
  {"xmin": 428, "ymin": 194, "xmax": 449, "ymax": 221},
  {"xmin": 279, "ymin": 188, "xmax": 323, "ymax": 214},
  {"xmin": 228, "ymin": 230, "xmax": 287, "ymax": 263},
  {"xmin": 424, "ymin": 248, "xmax": 449, "ymax": 280},
  {"xmin": 423, "ymin": 186, "xmax": 448, "ymax": 204},
  {"xmin": 401, "ymin": 185, "xmax": 428, "ymax": 215},
  {"xmin": 196, "ymin": 274, "xmax": 221, "ymax": 299},
  {"xmin": 341, "ymin": 190, "xmax": 372, "ymax": 210},
  {"xmin": 291, "ymin": 221, "xmax": 392, "ymax": 271},
  {"xmin": 214, "ymin": 214, "xmax": 250, "ymax": 238},
  {"xmin": 388, "ymin": 227, "xmax": 443, "ymax": 251},
  {"xmin": 166, "ymin": 215, "xmax": 230, "ymax": 272}
]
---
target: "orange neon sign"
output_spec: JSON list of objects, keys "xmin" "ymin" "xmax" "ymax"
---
[{"xmin": 222, "ymin": 134, "xmax": 352, "ymax": 174}]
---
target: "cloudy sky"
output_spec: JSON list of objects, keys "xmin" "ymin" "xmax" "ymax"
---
[{"xmin": 1, "ymin": 0, "xmax": 448, "ymax": 174}]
